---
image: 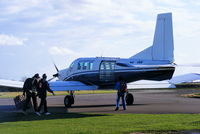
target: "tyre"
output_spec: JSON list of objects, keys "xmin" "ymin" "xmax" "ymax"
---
[
  {"xmin": 64, "ymin": 95, "xmax": 74, "ymax": 108},
  {"xmin": 126, "ymin": 93, "xmax": 134, "ymax": 105}
]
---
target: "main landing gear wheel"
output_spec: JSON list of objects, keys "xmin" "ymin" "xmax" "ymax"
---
[
  {"xmin": 126, "ymin": 93, "xmax": 134, "ymax": 105},
  {"xmin": 64, "ymin": 95, "xmax": 74, "ymax": 108}
]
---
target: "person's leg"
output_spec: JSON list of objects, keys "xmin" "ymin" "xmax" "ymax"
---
[
  {"xmin": 115, "ymin": 93, "xmax": 120, "ymax": 110},
  {"xmin": 44, "ymin": 97, "xmax": 51, "ymax": 115},
  {"xmin": 122, "ymin": 94, "xmax": 126, "ymax": 110},
  {"xmin": 38, "ymin": 98, "xmax": 44, "ymax": 112},
  {"xmin": 38, "ymin": 97, "xmax": 45, "ymax": 113},
  {"xmin": 23, "ymin": 93, "xmax": 31, "ymax": 112},
  {"xmin": 31, "ymin": 93, "xmax": 38, "ymax": 112},
  {"xmin": 44, "ymin": 98, "xmax": 48, "ymax": 113}
]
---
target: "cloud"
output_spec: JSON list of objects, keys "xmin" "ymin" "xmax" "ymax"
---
[
  {"xmin": 0, "ymin": 0, "xmax": 42, "ymax": 15},
  {"xmin": 0, "ymin": 34, "xmax": 27, "ymax": 46},
  {"xmin": 48, "ymin": 46, "xmax": 78, "ymax": 56}
]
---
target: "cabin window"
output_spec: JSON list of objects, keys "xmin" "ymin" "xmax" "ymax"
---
[
  {"xmin": 110, "ymin": 62, "xmax": 115, "ymax": 70},
  {"xmin": 89, "ymin": 62, "xmax": 93, "ymax": 70},
  {"xmin": 77, "ymin": 61, "xmax": 94, "ymax": 70},
  {"xmin": 100, "ymin": 61, "xmax": 115, "ymax": 70},
  {"xmin": 105, "ymin": 62, "xmax": 111, "ymax": 70},
  {"xmin": 83, "ymin": 62, "xmax": 87, "ymax": 70},
  {"xmin": 78, "ymin": 62, "xmax": 83, "ymax": 70}
]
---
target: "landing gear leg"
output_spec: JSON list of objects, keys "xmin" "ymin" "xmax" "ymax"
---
[
  {"xmin": 126, "ymin": 92, "xmax": 134, "ymax": 105},
  {"xmin": 64, "ymin": 91, "xmax": 75, "ymax": 108}
]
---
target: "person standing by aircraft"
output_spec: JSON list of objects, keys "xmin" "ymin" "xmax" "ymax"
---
[
  {"xmin": 37, "ymin": 74, "xmax": 55, "ymax": 115},
  {"xmin": 115, "ymin": 77, "xmax": 127, "ymax": 111},
  {"xmin": 22, "ymin": 73, "xmax": 41, "ymax": 116}
]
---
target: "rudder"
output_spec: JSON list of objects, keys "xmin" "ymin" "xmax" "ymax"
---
[{"xmin": 130, "ymin": 13, "xmax": 174, "ymax": 63}]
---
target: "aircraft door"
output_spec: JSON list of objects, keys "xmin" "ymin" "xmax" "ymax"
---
[{"xmin": 99, "ymin": 61, "xmax": 115, "ymax": 83}]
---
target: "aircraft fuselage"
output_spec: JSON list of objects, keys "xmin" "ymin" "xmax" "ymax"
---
[{"xmin": 58, "ymin": 57, "xmax": 175, "ymax": 89}]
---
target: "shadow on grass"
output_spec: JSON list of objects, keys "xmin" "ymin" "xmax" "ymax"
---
[
  {"xmin": 0, "ymin": 106, "xmax": 109, "ymax": 123},
  {"xmin": 71, "ymin": 103, "xmax": 146, "ymax": 108},
  {"xmin": 142, "ymin": 129, "xmax": 200, "ymax": 134}
]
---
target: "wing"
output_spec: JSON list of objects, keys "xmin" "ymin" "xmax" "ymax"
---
[
  {"xmin": 0, "ymin": 79, "xmax": 23, "ymax": 91},
  {"xmin": 169, "ymin": 73, "xmax": 200, "ymax": 84},
  {"xmin": 49, "ymin": 81, "xmax": 98, "ymax": 91}
]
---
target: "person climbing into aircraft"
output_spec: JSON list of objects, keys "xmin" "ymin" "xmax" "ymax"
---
[
  {"xmin": 22, "ymin": 73, "xmax": 41, "ymax": 116},
  {"xmin": 37, "ymin": 73, "xmax": 55, "ymax": 115},
  {"xmin": 114, "ymin": 76, "xmax": 128, "ymax": 111}
]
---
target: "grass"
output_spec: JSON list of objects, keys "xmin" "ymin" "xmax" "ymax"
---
[
  {"xmin": 182, "ymin": 93, "xmax": 200, "ymax": 98},
  {"xmin": 2, "ymin": 87, "xmax": 200, "ymax": 99},
  {"xmin": 0, "ymin": 90, "xmax": 116, "ymax": 98},
  {"xmin": 1, "ymin": 88, "xmax": 200, "ymax": 133},
  {"xmin": 0, "ymin": 112, "xmax": 200, "ymax": 134}
]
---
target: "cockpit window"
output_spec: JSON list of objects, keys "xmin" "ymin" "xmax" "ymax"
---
[
  {"xmin": 77, "ymin": 61, "xmax": 94, "ymax": 70},
  {"xmin": 69, "ymin": 62, "xmax": 74, "ymax": 69}
]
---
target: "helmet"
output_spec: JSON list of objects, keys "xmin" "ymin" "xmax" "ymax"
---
[
  {"xmin": 33, "ymin": 73, "xmax": 40, "ymax": 78},
  {"xmin": 42, "ymin": 73, "xmax": 47, "ymax": 79}
]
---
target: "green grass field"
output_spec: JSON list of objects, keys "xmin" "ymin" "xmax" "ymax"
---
[
  {"xmin": 0, "ymin": 112, "xmax": 200, "ymax": 134},
  {"xmin": 0, "ymin": 90, "xmax": 116, "ymax": 98},
  {"xmin": 1, "ymin": 89, "xmax": 200, "ymax": 134}
]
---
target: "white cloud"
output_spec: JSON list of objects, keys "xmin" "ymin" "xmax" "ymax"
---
[
  {"xmin": 48, "ymin": 46, "xmax": 78, "ymax": 56},
  {"xmin": 1, "ymin": 0, "xmax": 200, "ymax": 79},
  {"xmin": 0, "ymin": 0, "xmax": 42, "ymax": 15},
  {"xmin": 0, "ymin": 34, "xmax": 27, "ymax": 46},
  {"xmin": 156, "ymin": 0, "xmax": 187, "ymax": 7}
]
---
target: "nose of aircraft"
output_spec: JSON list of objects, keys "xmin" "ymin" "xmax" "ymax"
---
[{"xmin": 53, "ymin": 73, "xmax": 59, "ymax": 77}]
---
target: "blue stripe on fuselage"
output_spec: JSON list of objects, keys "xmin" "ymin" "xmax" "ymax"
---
[{"xmin": 64, "ymin": 67, "xmax": 175, "ymax": 81}]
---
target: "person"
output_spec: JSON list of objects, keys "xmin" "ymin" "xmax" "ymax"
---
[
  {"xmin": 114, "ymin": 76, "xmax": 127, "ymax": 111},
  {"xmin": 22, "ymin": 73, "xmax": 41, "ymax": 116},
  {"xmin": 37, "ymin": 74, "xmax": 55, "ymax": 115}
]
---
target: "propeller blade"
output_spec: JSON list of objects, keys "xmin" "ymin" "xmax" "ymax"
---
[
  {"xmin": 49, "ymin": 56, "xmax": 60, "ymax": 79},
  {"xmin": 48, "ymin": 77, "xmax": 56, "ymax": 82},
  {"xmin": 53, "ymin": 63, "xmax": 59, "ymax": 72},
  {"xmin": 50, "ymin": 56, "xmax": 59, "ymax": 72}
]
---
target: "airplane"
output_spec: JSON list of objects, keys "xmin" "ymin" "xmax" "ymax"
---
[{"xmin": 49, "ymin": 12, "xmax": 175, "ymax": 107}]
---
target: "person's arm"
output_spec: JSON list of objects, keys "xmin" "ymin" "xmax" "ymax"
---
[
  {"xmin": 23, "ymin": 90, "xmax": 26, "ymax": 96},
  {"xmin": 46, "ymin": 82, "xmax": 55, "ymax": 95},
  {"xmin": 22, "ymin": 79, "xmax": 27, "ymax": 96},
  {"xmin": 114, "ymin": 82, "xmax": 120, "ymax": 91},
  {"xmin": 124, "ymin": 82, "xmax": 128, "ymax": 92}
]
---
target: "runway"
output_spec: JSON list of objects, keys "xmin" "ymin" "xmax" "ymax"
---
[{"xmin": 1, "ymin": 89, "xmax": 200, "ymax": 114}]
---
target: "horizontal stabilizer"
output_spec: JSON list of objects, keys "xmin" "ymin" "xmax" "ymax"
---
[{"xmin": 49, "ymin": 81, "xmax": 98, "ymax": 91}]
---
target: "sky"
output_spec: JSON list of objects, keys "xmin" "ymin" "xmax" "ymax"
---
[{"xmin": 0, "ymin": 0, "xmax": 200, "ymax": 81}]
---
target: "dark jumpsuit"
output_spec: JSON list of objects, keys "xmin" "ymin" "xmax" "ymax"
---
[
  {"xmin": 23, "ymin": 78, "xmax": 38, "ymax": 112},
  {"xmin": 37, "ymin": 79, "xmax": 54, "ymax": 113}
]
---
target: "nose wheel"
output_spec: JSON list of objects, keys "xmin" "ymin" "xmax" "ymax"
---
[
  {"xmin": 64, "ymin": 95, "xmax": 74, "ymax": 108},
  {"xmin": 64, "ymin": 91, "xmax": 75, "ymax": 108}
]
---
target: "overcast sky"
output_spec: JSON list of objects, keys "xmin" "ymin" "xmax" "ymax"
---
[{"xmin": 0, "ymin": 0, "xmax": 200, "ymax": 81}]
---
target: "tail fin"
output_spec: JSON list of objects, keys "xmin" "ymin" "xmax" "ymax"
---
[{"xmin": 130, "ymin": 13, "xmax": 174, "ymax": 63}]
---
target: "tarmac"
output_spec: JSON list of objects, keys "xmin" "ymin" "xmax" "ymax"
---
[{"xmin": 1, "ymin": 89, "xmax": 200, "ymax": 114}]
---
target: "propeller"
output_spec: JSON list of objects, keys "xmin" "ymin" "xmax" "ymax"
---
[
  {"xmin": 52, "ymin": 63, "xmax": 59, "ymax": 78},
  {"xmin": 48, "ymin": 61, "xmax": 60, "ymax": 82},
  {"xmin": 53, "ymin": 62, "xmax": 59, "ymax": 72}
]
